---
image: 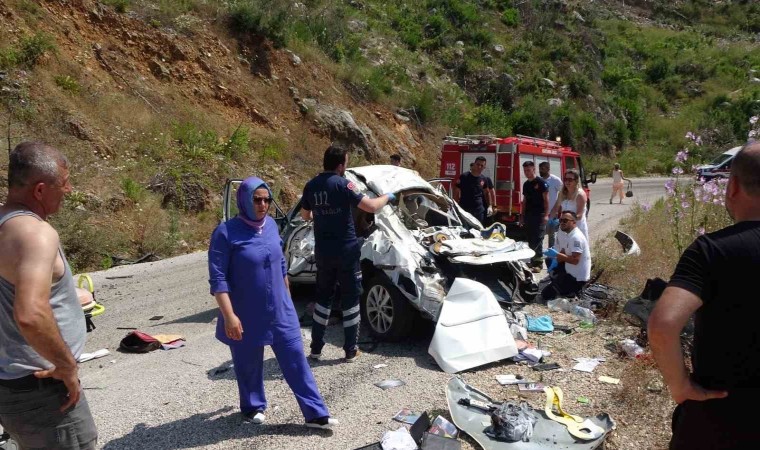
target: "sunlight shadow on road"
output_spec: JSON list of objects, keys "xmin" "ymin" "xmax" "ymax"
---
[{"xmin": 101, "ymin": 407, "xmax": 333, "ymax": 450}]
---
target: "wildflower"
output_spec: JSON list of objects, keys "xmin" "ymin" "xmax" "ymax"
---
[
  {"xmin": 685, "ymin": 131, "xmax": 695, "ymax": 140},
  {"xmin": 675, "ymin": 150, "xmax": 689, "ymax": 163},
  {"xmin": 751, "ymin": 116, "xmax": 759, "ymax": 125},
  {"xmin": 672, "ymin": 166, "xmax": 684, "ymax": 175},
  {"xmin": 665, "ymin": 180, "xmax": 676, "ymax": 195},
  {"xmin": 697, "ymin": 227, "xmax": 705, "ymax": 236},
  {"xmin": 681, "ymin": 201, "xmax": 690, "ymax": 209},
  {"xmin": 641, "ymin": 202, "xmax": 651, "ymax": 212}
]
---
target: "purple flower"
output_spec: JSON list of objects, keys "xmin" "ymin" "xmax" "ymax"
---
[
  {"xmin": 751, "ymin": 116, "xmax": 759, "ymax": 125},
  {"xmin": 695, "ymin": 136, "xmax": 702, "ymax": 146},
  {"xmin": 697, "ymin": 227, "xmax": 705, "ymax": 235},
  {"xmin": 675, "ymin": 150, "xmax": 689, "ymax": 163},
  {"xmin": 681, "ymin": 201, "xmax": 690, "ymax": 209},
  {"xmin": 665, "ymin": 180, "xmax": 676, "ymax": 195},
  {"xmin": 672, "ymin": 167, "xmax": 684, "ymax": 175},
  {"xmin": 641, "ymin": 203, "xmax": 651, "ymax": 211},
  {"xmin": 685, "ymin": 131, "xmax": 695, "ymax": 140}
]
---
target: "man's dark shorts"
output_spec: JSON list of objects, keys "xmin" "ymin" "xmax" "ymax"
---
[
  {"xmin": 0, "ymin": 378, "xmax": 97, "ymax": 450},
  {"xmin": 671, "ymin": 395, "xmax": 760, "ymax": 450}
]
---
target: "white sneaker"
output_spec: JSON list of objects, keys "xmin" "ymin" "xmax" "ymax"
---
[
  {"xmin": 306, "ymin": 417, "xmax": 339, "ymax": 429},
  {"xmin": 243, "ymin": 411, "xmax": 265, "ymax": 424}
]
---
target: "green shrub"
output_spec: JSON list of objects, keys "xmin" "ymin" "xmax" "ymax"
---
[
  {"xmin": 501, "ymin": 8, "xmax": 519, "ymax": 27},
  {"xmin": 568, "ymin": 73, "xmax": 591, "ymax": 98},
  {"xmin": 509, "ymin": 98, "xmax": 546, "ymax": 137},
  {"xmin": 259, "ymin": 137, "xmax": 286, "ymax": 162},
  {"xmin": 0, "ymin": 48, "xmax": 19, "ymax": 69},
  {"xmin": 54, "ymin": 75, "xmax": 81, "ymax": 95},
  {"xmin": 121, "ymin": 178, "xmax": 145, "ymax": 203},
  {"xmin": 228, "ymin": 1, "xmax": 289, "ymax": 48},
  {"xmin": 408, "ymin": 87, "xmax": 437, "ymax": 124},
  {"xmin": 172, "ymin": 122, "xmax": 219, "ymax": 160},
  {"xmin": 463, "ymin": 104, "xmax": 512, "ymax": 136},
  {"xmin": 10, "ymin": 33, "xmax": 57, "ymax": 68},
  {"xmin": 222, "ymin": 125, "xmax": 251, "ymax": 160},
  {"xmin": 102, "ymin": 0, "xmax": 130, "ymax": 13},
  {"xmin": 645, "ymin": 57, "xmax": 672, "ymax": 84}
]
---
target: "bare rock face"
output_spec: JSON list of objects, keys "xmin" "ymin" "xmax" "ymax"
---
[{"xmin": 303, "ymin": 100, "xmax": 381, "ymax": 161}]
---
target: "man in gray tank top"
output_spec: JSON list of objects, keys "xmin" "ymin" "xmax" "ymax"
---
[{"xmin": 0, "ymin": 142, "xmax": 97, "ymax": 449}]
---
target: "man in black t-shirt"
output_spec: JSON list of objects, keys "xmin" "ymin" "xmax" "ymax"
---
[
  {"xmin": 649, "ymin": 142, "xmax": 760, "ymax": 449},
  {"xmin": 519, "ymin": 161, "xmax": 549, "ymax": 271},
  {"xmin": 454, "ymin": 156, "xmax": 494, "ymax": 225}
]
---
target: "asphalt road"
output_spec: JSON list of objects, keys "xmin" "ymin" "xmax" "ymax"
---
[{"xmin": 78, "ymin": 177, "xmax": 667, "ymax": 450}]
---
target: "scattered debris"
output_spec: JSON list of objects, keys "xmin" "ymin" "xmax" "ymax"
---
[
  {"xmin": 429, "ymin": 278, "xmax": 518, "ymax": 374},
  {"xmin": 577, "ymin": 396, "xmax": 590, "ymax": 404},
  {"xmin": 381, "ymin": 427, "xmax": 417, "ymax": 450},
  {"xmin": 518, "ymin": 383, "xmax": 545, "ymax": 392},
  {"xmin": 572, "ymin": 357, "xmax": 605, "ymax": 373},
  {"xmin": 149, "ymin": 315, "xmax": 164, "ymax": 321},
  {"xmin": 598, "ymin": 376, "xmax": 620, "ymax": 385},
  {"xmin": 105, "ymin": 275, "xmax": 134, "ymax": 280},
  {"xmin": 393, "ymin": 408, "xmax": 421, "ymax": 425},
  {"xmin": 614, "ymin": 230, "xmax": 641, "ymax": 255},
  {"xmin": 373, "ymin": 363, "xmax": 388, "ymax": 369},
  {"xmin": 375, "ymin": 379, "xmax": 406, "ymax": 390},
  {"xmin": 532, "ymin": 362, "xmax": 561, "ymax": 372},
  {"xmin": 78, "ymin": 348, "xmax": 110, "ymax": 363}
]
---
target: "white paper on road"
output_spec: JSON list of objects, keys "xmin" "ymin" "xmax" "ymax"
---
[
  {"xmin": 428, "ymin": 278, "xmax": 518, "ymax": 373},
  {"xmin": 78, "ymin": 348, "xmax": 110, "ymax": 363}
]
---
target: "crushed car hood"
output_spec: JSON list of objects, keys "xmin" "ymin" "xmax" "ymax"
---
[{"xmin": 348, "ymin": 166, "xmax": 435, "ymax": 195}]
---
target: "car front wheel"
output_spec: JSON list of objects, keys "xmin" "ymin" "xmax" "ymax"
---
[{"xmin": 361, "ymin": 277, "xmax": 415, "ymax": 341}]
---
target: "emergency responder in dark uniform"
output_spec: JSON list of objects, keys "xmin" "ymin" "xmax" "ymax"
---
[
  {"xmin": 454, "ymin": 156, "xmax": 494, "ymax": 225},
  {"xmin": 301, "ymin": 145, "xmax": 394, "ymax": 362}
]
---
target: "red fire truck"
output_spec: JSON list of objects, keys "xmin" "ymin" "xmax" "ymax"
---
[{"xmin": 438, "ymin": 135, "xmax": 596, "ymax": 231}]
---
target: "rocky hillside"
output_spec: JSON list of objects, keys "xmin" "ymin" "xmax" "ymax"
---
[{"xmin": 0, "ymin": 0, "xmax": 758, "ymax": 271}]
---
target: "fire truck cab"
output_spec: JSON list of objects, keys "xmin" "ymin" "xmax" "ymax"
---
[{"xmin": 439, "ymin": 135, "xmax": 596, "ymax": 234}]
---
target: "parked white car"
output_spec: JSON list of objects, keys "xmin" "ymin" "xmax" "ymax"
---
[{"xmin": 223, "ymin": 166, "xmax": 537, "ymax": 340}]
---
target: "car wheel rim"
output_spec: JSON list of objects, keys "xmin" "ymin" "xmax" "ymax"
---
[{"xmin": 366, "ymin": 285, "xmax": 393, "ymax": 334}]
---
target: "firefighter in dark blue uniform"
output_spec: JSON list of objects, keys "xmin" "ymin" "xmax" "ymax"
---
[{"xmin": 301, "ymin": 145, "xmax": 395, "ymax": 362}]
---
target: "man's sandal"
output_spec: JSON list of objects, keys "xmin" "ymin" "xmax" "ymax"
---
[{"xmin": 543, "ymin": 386, "xmax": 605, "ymax": 440}]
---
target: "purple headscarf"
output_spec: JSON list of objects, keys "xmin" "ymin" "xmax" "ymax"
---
[{"xmin": 236, "ymin": 177, "xmax": 272, "ymax": 234}]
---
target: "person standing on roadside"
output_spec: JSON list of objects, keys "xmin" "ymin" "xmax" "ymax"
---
[
  {"xmin": 648, "ymin": 142, "xmax": 760, "ymax": 449},
  {"xmin": 610, "ymin": 163, "xmax": 629, "ymax": 204},
  {"xmin": 454, "ymin": 156, "xmax": 494, "ymax": 225},
  {"xmin": 550, "ymin": 169, "xmax": 589, "ymax": 244},
  {"xmin": 208, "ymin": 177, "xmax": 337, "ymax": 429},
  {"xmin": 302, "ymin": 145, "xmax": 395, "ymax": 363},
  {"xmin": 539, "ymin": 161, "xmax": 563, "ymax": 259},
  {"xmin": 519, "ymin": 161, "xmax": 549, "ymax": 272},
  {"xmin": 0, "ymin": 142, "xmax": 97, "ymax": 449}
]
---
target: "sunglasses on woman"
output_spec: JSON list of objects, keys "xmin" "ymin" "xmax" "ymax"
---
[{"xmin": 253, "ymin": 197, "xmax": 272, "ymax": 204}]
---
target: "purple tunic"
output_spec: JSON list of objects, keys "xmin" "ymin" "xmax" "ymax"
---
[{"xmin": 208, "ymin": 215, "xmax": 301, "ymax": 346}]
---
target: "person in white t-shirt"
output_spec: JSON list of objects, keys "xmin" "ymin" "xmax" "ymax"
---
[
  {"xmin": 541, "ymin": 210, "xmax": 591, "ymax": 300},
  {"xmin": 539, "ymin": 162, "xmax": 563, "ymax": 253}
]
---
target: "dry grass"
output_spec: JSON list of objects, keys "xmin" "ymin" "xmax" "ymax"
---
[{"xmin": 593, "ymin": 200, "xmax": 680, "ymax": 297}]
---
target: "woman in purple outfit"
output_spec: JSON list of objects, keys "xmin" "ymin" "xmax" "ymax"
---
[{"xmin": 208, "ymin": 177, "xmax": 337, "ymax": 429}]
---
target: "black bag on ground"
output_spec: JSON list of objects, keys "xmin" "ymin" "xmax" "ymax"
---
[{"xmin": 119, "ymin": 330, "xmax": 161, "ymax": 353}]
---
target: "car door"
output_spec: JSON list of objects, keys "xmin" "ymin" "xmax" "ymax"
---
[{"xmin": 221, "ymin": 179, "xmax": 315, "ymax": 282}]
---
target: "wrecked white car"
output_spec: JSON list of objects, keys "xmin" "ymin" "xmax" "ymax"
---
[{"xmin": 223, "ymin": 166, "xmax": 538, "ymax": 340}]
